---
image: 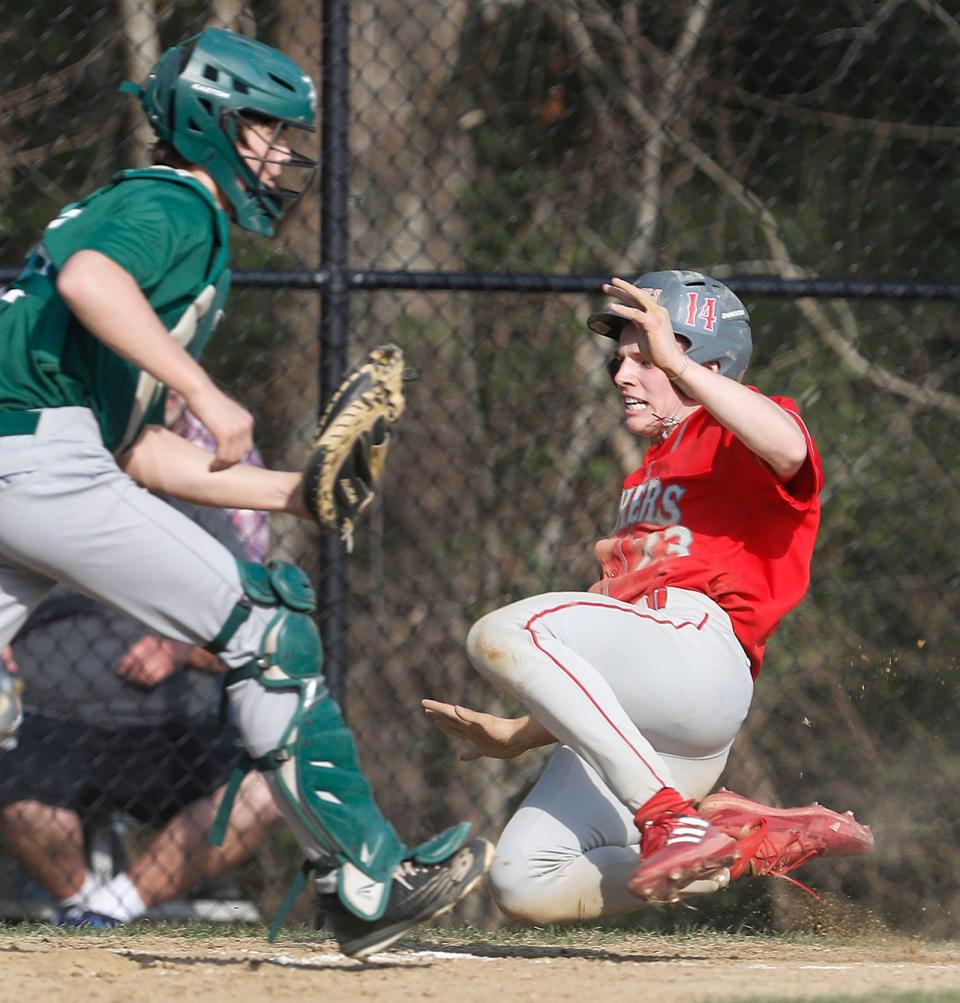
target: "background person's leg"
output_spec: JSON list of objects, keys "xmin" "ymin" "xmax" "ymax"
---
[
  {"xmin": 85, "ymin": 773, "xmax": 281, "ymax": 922},
  {"xmin": 0, "ymin": 715, "xmax": 92, "ymax": 903},
  {"xmin": 0, "ymin": 801, "xmax": 87, "ymax": 902}
]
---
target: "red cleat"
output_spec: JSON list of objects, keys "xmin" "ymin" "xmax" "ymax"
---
[
  {"xmin": 628, "ymin": 788, "xmax": 739, "ymax": 903},
  {"xmin": 698, "ymin": 789, "xmax": 875, "ymax": 885}
]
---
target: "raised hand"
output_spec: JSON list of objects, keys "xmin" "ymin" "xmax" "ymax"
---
[{"xmin": 601, "ymin": 277, "xmax": 689, "ymax": 379}]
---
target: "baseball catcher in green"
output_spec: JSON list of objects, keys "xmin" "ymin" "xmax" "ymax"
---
[{"xmin": 0, "ymin": 27, "xmax": 490, "ymax": 959}]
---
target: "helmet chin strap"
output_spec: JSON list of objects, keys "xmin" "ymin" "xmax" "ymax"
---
[{"xmin": 650, "ymin": 407, "xmax": 683, "ymax": 440}]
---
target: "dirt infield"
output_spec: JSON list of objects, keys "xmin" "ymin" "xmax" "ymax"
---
[{"xmin": 2, "ymin": 928, "xmax": 960, "ymax": 1002}]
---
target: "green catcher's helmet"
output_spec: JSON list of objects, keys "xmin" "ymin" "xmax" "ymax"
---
[
  {"xmin": 588, "ymin": 270, "xmax": 753, "ymax": 381},
  {"xmin": 121, "ymin": 28, "xmax": 318, "ymax": 236}
]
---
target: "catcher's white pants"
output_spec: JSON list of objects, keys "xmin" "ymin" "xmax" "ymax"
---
[
  {"xmin": 466, "ymin": 589, "xmax": 753, "ymax": 922},
  {"xmin": 0, "ymin": 408, "xmax": 298, "ymax": 754}
]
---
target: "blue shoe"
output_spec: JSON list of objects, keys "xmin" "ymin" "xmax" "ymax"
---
[{"xmin": 52, "ymin": 907, "xmax": 123, "ymax": 929}]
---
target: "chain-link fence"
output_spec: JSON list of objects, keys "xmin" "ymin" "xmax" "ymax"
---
[{"xmin": 0, "ymin": 0, "xmax": 957, "ymax": 935}]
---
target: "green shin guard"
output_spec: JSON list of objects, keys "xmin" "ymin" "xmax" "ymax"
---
[
  {"xmin": 209, "ymin": 560, "xmax": 470, "ymax": 930},
  {"xmin": 287, "ymin": 697, "xmax": 471, "ymax": 918},
  {"xmin": 272, "ymin": 695, "xmax": 408, "ymax": 883}
]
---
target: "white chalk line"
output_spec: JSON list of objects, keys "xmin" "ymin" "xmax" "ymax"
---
[{"xmin": 262, "ymin": 952, "xmax": 960, "ymax": 972}]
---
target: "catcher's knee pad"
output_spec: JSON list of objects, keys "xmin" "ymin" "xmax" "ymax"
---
[{"xmin": 212, "ymin": 560, "xmax": 466, "ymax": 922}]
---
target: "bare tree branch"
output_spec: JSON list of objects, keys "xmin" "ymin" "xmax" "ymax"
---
[
  {"xmin": 117, "ymin": 0, "xmax": 160, "ymax": 165},
  {"xmin": 574, "ymin": 44, "xmax": 960, "ymax": 416},
  {"xmin": 10, "ymin": 127, "xmax": 103, "ymax": 166},
  {"xmin": 206, "ymin": 0, "xmax": 257, "ymax": 35},
  {"xmin": 785, "ymin": 0, "xmax": 907, "ymax": 101},
  {"xmin": 553, "ymin": 0, "xmax": 715, "ymax": 269},
  {"xmin": 909, "ymin": 0, "xmax": 960, "ymax": 42},
  {"xmin": 708, "ymin": 79, "xmax": 960, "ymax": 142},
  {"xmin": 0, "ymin": 48, "xmax": 106, "ymax": 119}
]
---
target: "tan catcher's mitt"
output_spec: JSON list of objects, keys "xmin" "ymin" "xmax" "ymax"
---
[{"xmin": 302, "ymin": 344, "xmax": 406, "ymax": 551}]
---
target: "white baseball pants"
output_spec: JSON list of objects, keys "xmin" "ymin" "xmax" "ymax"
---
[{"xmin": 466, "ymin": 588, "xmax": 753, "ymax": 922}]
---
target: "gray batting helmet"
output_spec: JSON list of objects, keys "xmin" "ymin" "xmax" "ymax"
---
[{"xmin": 587, "ymin": 270, "xmax": 752, "ymax": 381}]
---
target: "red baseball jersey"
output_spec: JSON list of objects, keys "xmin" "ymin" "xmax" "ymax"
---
[{"xmin": 589, "ymin": 393, "xmax": 823, "ymax": 678}]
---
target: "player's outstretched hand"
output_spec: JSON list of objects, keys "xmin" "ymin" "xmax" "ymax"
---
[
  {"xmin": 421, "ymin": 699, "xmax": 531, "ymax": 761},
  {"xmin": 184, "ymin": 383, "xmax": 254, "ymax": 471}
]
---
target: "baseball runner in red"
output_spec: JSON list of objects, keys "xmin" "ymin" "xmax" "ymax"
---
[{"xmin": 424, "ymin": 270, "xmax": 872, "ymax": 922}]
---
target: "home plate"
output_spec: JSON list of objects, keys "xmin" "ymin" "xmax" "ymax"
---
[{"xmin": 267, "ymin": 950, "xmax": 495, "ymax": 967}]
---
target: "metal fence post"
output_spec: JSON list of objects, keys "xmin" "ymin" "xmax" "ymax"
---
[{"xmin": 318, "ymin": 0, "xmax": 351, "ymax": 706}]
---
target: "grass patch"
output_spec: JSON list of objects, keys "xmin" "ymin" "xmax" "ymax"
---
[
  {"xmin": 397, "ymin": 921, "xmax": 909, "ymax": 950},
  {"xmin": 0, "ymin": 918, "xmax": 948, "ymax": 966},
  {"xmin": 0, "ymin": 919, "xmax": 927, "ymax": 949}
]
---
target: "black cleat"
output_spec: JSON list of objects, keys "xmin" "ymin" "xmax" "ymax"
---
[{"xmin": 320, "ymin": 837, "xmax": 493, "ymax": 960}]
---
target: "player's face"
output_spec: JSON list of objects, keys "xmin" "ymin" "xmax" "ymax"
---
[
  {"xmin": 611, "ymin": 325, "xmax": 685, "ymax": 438},
  {"xmin": 237, "ymin": 119, "xmax": 292, "ymax": 189}
]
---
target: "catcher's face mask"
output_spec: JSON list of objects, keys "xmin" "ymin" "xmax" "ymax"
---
[{"xmin": 232, "ymin": 112, "xmax": 318, "ymax": 228}]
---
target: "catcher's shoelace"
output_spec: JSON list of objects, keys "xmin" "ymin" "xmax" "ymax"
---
[{"xmin": 733, "ymin": 818, "xmax": 824, "ymax": 902}]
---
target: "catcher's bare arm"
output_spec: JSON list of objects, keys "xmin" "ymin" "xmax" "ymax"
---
[
  {"xmin": 121, "ymin": 426, "xmax": 308, "ymax": 517},
  {"xmin": 58, "ymin": 250, "xmax": 254, "ymax": 470},
  {"xmin": 123, "ymin": 344, "xmax": 406, "ymax": 537}
]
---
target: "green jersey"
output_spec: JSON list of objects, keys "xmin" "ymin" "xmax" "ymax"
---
[{"xmin": 0, "ymin": 167, "xmax": 231, "ymax": 452}]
